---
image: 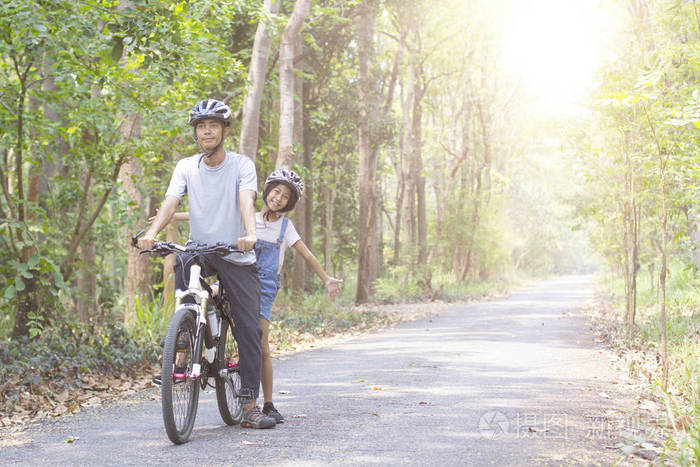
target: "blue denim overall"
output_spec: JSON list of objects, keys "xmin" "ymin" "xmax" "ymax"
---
[{"xmin": 255, "ymin": 217, "xmax": 289, "ymax": 321}]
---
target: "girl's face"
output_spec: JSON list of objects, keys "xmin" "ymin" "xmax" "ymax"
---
[{"xmin": 266, "ymin": 184, "xmax": 292, "ymax": 212}]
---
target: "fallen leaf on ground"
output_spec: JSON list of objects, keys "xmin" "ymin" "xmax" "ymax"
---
[
  {"xmin": 372, "ymin": 387, "xmax": 383, "ymax": 391},
  {"xmin": 66, "ymin": 436, "xmax": 79, "ymax": 443},
  {"xmin": 293, "ymin": 414, "xmax": 307, "ymax": 418},
  {"xmin": 638, "ymin": 399, "xmax": 657, "ymax": 411}
]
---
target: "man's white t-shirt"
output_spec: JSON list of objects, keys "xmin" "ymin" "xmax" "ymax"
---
[
  {"xmin": 255, "ymin": 212, "xmax": 301, "ymax": 273},
  {"xmin": 165, "ymin": 151, "xmax": 257, "ymax": 265}
]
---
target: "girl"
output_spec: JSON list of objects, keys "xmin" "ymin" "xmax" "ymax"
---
[
  {"xmin": 156, "ymin": 169, "xmax": 343, "ymax": 423},
  {"xmin": 254, "ymin": 169, "xmax": 342, "ymax": 422}
]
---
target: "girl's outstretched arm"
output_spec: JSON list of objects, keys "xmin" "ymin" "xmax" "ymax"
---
[
  {"xmin": 292, "ymin": 240, "xmax": 343, "ymax": 301},
  {"xmin": 148, "ymin": 210, "xmax": 189, "ymax": 225}
]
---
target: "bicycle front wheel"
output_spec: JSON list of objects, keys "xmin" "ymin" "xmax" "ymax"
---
[
  {"xmin": 215, "ymin": 316, "xmax": 244, "ymax": 425},
  {"xmin": 161, "ymin": 308, "xmax": 200, "ymax": 444}
]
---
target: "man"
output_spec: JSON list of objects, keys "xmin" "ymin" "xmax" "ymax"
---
[{"xmin": 138, "ymin": 98, "xmax": 275, "ymax": 429}]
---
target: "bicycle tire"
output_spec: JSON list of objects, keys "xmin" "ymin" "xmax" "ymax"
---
[
  {"xmin": 215, "ymin": 316, "xmax": 244, "ymax": 425},
  {"xmin": 161, "ymin": 308, "xmax": 200, "ymax": 444}
]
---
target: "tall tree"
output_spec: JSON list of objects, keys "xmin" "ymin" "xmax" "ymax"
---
[
  {"xmin": 276, "ymin": 0, "xmax": 310, "ymax": 170},
  {"xmin": 240, "ymin": 0, "xmax": 281, "ymax": 160},
  {"xmin": 291, "ymin": 35, "xmax": 312, "ymax": 290},
  {"xmin": 356, "ymin": 0, "xmax": 379, "ymax": 303},
  {"xmin": 120, "ymin": 113, "xmax": 147, "ymax": 325}
]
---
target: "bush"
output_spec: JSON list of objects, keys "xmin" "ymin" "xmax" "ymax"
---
[
  {"xmin": 601, "ymin": 263, "xmax": 699, "ymax": 464},
  {"xmin": 374, "ymin": 265, "xmax": 517, "ymax": 303},
  {"xmin": 272, "ymin": 287, "xmax": 385, "ymax": 336},
  {"xmin": 0, "ymin": 314, "xmax": 160, "ymax": 415}
]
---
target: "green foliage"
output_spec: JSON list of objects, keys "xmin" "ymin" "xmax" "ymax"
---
[
  {"xmin": 130, "ymin": 291, "xmax": 172, "ymax": 344},
  {"xmin": 0, "ymin": 314, "xmax": 160, "ymax": 415},
  {"xmin": 375, "ymin": 264, "xmax": 516, "ymax": 303},
  {"xmin": 0, "ymin": 0, "xmax": 254, "ymax": 336},
  {"xmin": 575, "ymin": 0, "xmax": 700, "ymax": 282},
  {"xmin": 374, "ymin": 264, "xmax": 424, "ymax": 302},
  {"xmin": 606, "ymin": 264, "xmax": 699, "ymax": 464},
  {"xmin": 271, "ymin": 287, "xmax": 380, "ymax": 336}
]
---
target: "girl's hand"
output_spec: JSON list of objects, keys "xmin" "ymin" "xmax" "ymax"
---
[
  {"xmin": 148, "ymin": 209, "xmax": 173, "ymax": 225},
  {"xmin": 325, "ymin": 277, "xmax": 343, "ymax": 301}
]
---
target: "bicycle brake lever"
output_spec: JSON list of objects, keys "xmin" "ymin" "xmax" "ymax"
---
[{"xmin": 131, "ymin": 230, "xmax": 145, "ymax": 248}]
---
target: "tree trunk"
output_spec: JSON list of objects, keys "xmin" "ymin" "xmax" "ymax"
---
[
  {"xmin": 276, "ymin": 0, "xmax": 310, "ymax": 170},
  {"xmin": 162, "ymin": 144, "xmax": 183, "ymax": 313},
  {"xmin": 392, "ymin": 176, "xmax": 405, "ymax": 265},
  {"xmin": 660, "ymin": 161, "xmax": 668, "ymax": 388},
  {"xmin": 687, "ymin": 208, "xmax": 700, "ymax": 272},
  {"xmin": 460, "ymin": 168, "xmax": 482, "ymax": 282},
  {"xmin": 322, "ymin": 162, "xmax": 336, "ymax": 274},
  {"xmin": 12, "ymin": 64, "xmax": 34, "ymax": 338},
  {"xmin": 239, "ymin": 0, "xmax": 281, "ymax": 160},
  {"xmin": 76, "ymin": 242, "xmax": 97, "ymax": 322},
  {"xmin": 643, "ymin": 104, "xmax": 668, "ymax": 388},
  {"xmin": 413, "ymin": 93, "xmax": 427, "ymax": 264},
  {"xmin": 623, "ymin": 130, "xmax": 638, "ymax": 335},
  {"xmin": 120, "ymin": 113, "xmax": 149, "ymax": 325},
  {"xmin": 401, "ymin": 64, "xmax": 416, "ymax": 254},
  {"xmin": 356, "ymin": 0, "xmax": 378, "ymax": 303},
  {"xmin": 292, "ymin": 41, "xmax": 309, "ymax": 291}
]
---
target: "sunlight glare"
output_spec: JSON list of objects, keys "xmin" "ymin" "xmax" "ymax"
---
[{"xmin": 500, "ymin": 0, "xmax": 618, "ymax": 116}]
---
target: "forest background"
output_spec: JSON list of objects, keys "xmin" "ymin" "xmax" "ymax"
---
[{"xmin": 0, "ymin": 0, "xmax": 698, "ymax": 461}]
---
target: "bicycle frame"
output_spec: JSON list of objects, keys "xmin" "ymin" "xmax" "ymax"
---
[{"xmin": 175, "ymin": 262, "xmax": 218, "ymax": 381}]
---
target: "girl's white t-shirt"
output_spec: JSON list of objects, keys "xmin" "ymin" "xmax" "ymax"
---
[{"xmin": 255, "ymin": 212, "xmax": 301, "ymax": 273}]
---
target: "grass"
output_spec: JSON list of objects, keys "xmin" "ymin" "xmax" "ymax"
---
[
  {"xmin": 374, "ymin": 266, "xmax": 520, "ymax": 303},
  {"xmin": 268, "ymin": 283, "xmax": 392, "ymax": 352},
  {"xmin": 600, "ymin": 264, "xmax": 700, "ymax": 465}
]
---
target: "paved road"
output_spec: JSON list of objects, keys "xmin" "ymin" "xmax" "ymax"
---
[{"xmin": 3, "ymin": 276, "xmax": 643, "ymax": 466}]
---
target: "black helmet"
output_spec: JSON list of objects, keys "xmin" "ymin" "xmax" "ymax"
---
[{"xmin": 188, "ymin": 99, "xmax": 232, "ymax": 127}]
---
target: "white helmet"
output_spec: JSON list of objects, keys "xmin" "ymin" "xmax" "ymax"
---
[
  {"xmin": 188, "ymin": 99, "xmax": 232, "ymax": 127},
  {"xmin": 265, "ymin": 169, "xmax": 304, "ymax": 199}
]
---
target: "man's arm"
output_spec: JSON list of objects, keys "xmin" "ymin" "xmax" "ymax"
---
[
  {"xmin": 237, "ymin": 189, "xmax": 257, "ymax": 251},
  {"xmin": 138, "ymin": 195, "xmax": 180, "ymax": 250}
]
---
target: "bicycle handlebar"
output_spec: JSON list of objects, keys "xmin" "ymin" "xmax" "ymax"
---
[{"xmin": 131, "ymin": 230, "xmax": 244, "ymax": 257}]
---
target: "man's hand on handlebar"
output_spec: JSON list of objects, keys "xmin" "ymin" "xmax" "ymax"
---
[
  {"xmin": 237, "ymin": 235, "xmax": 257, "ymax": 251},
  {"xmin": 137, "ymin": 231, "xmax": 158, "ymax": 251}
]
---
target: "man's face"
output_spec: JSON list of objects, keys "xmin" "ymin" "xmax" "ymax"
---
[{"xmin": 195, "ymin": 118, "xmax": 229, "ymax": 151}]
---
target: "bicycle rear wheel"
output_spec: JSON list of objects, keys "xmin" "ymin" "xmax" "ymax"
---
[
  {"xmin": 161, "ymin": 308, "xmax": 200, "ymax": 444},
  {"xmin": 215, "ymin": 317, "xmax": 244, "ymax": 425}
]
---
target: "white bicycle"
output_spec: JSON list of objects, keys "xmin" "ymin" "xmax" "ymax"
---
[{"xmin": 132, "ymin": 235, "xmax": 245, "ymax": 444}]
